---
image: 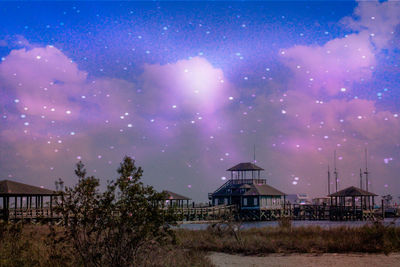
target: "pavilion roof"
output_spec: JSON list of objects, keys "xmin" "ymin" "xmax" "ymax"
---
[
  {"xmin": 227, "ymin": 162, "xmax": 264, "ymax": 171},
  {"xmin": 243, "ymin": 184, "xmax": 285, "ymax": 196},
  {"xmin": 328, "ymin": 186, "xmax": 377, "ymax": 197},
  {"xmin": 0, "ymin": 180, "xmax": 57, "ymax": 196},
  {"xmin": 212, "ymin": 182, "xmax": 285, "ymax": 197},
  {"xmin": 162, "ymin": 190, "xmax": 191, "ymax": 200}
]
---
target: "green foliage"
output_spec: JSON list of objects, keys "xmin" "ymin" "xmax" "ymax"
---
[{"xmin": 56, "ymin": 156, "xmax": 179, "ymax": 267}]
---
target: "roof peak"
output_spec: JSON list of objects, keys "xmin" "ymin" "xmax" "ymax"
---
[
  {"xmin": 0, "ymin": 179, "xmax": 57, "ymax": 196},
  {"xmin": 227, "ymin": 162, "xmax": 264, "ymax": 171},
  {"xmin": 328, "ymin": 185, "xmax": 377, "ymax": 197}
]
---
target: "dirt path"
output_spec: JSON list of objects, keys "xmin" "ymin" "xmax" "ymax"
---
[{"xmin": 208, "ymin": 252, "xmax": 400, "ymax": 267}]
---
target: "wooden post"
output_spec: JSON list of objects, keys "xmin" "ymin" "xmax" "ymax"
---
[
  {"xmin": 29, "ymin": 196, "xmax": 32, "ymax": 216},
  {"xmin": 50, "ymin": 196, "xmax": 53, "ymax": 218},
  {"xmin": 283, "ymin": 195, "xmax": 286, "ymax": 212},
  {"xmin": 4, "ymin": 197, "xmax": 9, "ymax": 221},
  {"xmin": 382, "ymin": 199, "xmax": 385, "ymax": 219}
]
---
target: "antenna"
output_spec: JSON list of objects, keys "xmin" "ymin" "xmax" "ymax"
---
[
  {"xmin": 253, "ymin": 144, "xmax": 256, "ymax": 163},
  {"xmin": 364, "ymin": 148, "xmax": 369, "ymax": 192},
  {"xmin": 334, "ymin": 150, "xmax": 338, "ymax": 192},
  {"xmin": 328, "ymin": 165, "xmax": 331, "ymax": 195},
  {"xmin": 359, "ymin": 168, "xmax": 363, "ymax": 190}
]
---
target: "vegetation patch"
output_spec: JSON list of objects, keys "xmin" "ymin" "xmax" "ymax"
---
[{"xmin": 176, "ymin": 222, "xmax": 400, "ymax": 255}]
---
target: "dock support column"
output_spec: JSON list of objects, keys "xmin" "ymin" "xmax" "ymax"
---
[{"xmin": 50, "ymin": 196, "xmax": 53, "ymax": 218}]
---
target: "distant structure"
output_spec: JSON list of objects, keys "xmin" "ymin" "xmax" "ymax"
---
[
  {"xmin": 208, "ymin": 162, "xmax": 286, "ymax": 219},
  {"xmin": 286, "ymin": 194, "xmax": 311, "ymax": 205},
  {"xmin": 162, "ymin": 190, "xmax": 191, "ymax": 208},
  {"xmin": 329, "ymin": 186, "xmax": 377, "ymax": 210}
]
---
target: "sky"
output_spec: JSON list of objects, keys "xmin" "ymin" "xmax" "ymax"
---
[{"xmin": 0, "ymin": 0, "xmax": 400, "ymax": 202}]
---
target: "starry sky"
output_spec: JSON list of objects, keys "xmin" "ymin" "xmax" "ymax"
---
[{"xmin": 1, "ymin": 1, "xmax": 400, "ymax": 202}]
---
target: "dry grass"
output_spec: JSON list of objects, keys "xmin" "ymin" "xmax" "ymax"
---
[
  {"xmin": 176, "ymin": 223, "xmax": 400, "ymax": 255},
  {"xmin": 2, "ymin": 221, "xmax": 400, "ymax": 266},
  {"xmin": 0, "ymin": 222, "xmax": 213, "ymax": 267}
]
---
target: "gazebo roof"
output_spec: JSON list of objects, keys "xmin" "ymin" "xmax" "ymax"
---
[
  {"xmin": 227, "ymin": 162, "xmax": 264, "ymax": 171},
  {"xmin": 0, "ymin": 180, "xmax": 57, "ymax": 196},
  {"xmin": 162, "ymin": 190, "xmax": 191, "ymax": 200},
  {"xmin": 328, "ymin": 186, "xmax": 377, "ymax": 197}
]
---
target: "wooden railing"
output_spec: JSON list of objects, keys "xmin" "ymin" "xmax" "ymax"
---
[
  {"xmin": 1, "ymin": 208, "xmax": 61, "ymax": 220},
  {"xmin": 231, "ymin": 178, "xmax": 267, "ymax": 185},
  {"xmin": 173, "ymin": 204, "xmax": 237, "ymax": 222}
]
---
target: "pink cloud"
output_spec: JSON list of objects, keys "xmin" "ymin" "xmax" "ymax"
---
[
  {"xmin": 341, "ymin": 0, "xmax": 400, "ymax": 50},
  {"xmin": 280, "ymin": 31, "xmax": 375, "ymax": 96},
  {"xmin": 139, "ymin": 57, "xmax": 234, "ymax": 116},
  {"xmin": 0, "ymin": 46, "xmax": 88, "ymax": 120}
]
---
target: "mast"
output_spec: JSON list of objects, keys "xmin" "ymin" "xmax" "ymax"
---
[
  {"xmin": 364, "ymin": 148, "xmax": 369, "ymax": 192},
  {"xmin": 328, "ymin": 165, "xmax": 331, "ymax": 195},
  {"xmin": 359, "ymin": 168, "xmax": 363, "ymax": 190},
  {"xmin": 334, "ymin": 150, "xmax": 338, "ymax": 192}
]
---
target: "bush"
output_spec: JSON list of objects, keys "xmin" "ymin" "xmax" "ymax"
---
[{"xmin": 56, "ymin": 156, "xmax": 179, "ymax": 267}]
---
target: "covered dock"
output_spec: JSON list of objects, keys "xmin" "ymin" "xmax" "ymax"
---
[
  {"xmin": 162, "ymin": 190, "xmax": 191, "ymax": 208},
  {"xmin": 0, "ymin": 180, "xmax": 59, "ymax": 221},
  {"xmin": 328, "ymin": 186, "xmax": 377, "ymax": 220}
]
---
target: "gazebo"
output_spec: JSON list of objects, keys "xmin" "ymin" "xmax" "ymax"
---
[
  {"xmin": 162, "ymin": 190, "xmax": 191, "ymax": 208},
  {"xmin": 329, "ymin": 186, "xmax": 377, "ymax": 210},
  {"xmin": 0, "ymin": 180, "xmax": 59, "ymax": 221}
]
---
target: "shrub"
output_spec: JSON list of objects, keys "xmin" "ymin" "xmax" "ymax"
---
[{"xmin": 56, "ymin": 156, "xmax": 178, "ymax": 267}]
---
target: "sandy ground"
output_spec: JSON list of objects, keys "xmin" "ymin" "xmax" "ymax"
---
[{"xmin": 208, "ymin": 252, "xmax": 400, "ymax": 267}]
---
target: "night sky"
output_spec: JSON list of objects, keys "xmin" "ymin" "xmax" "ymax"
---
[{"xmin": 1, "ymin": 1, "xmax": 400, "ymax": 202}]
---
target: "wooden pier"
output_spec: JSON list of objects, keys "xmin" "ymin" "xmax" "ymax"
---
[
  {"xmin": 0, "ymin": 203, "xmax": 391, "ymax": 223},
  {"xmin": 0, "ymin": 180, "xmax": 393, "ymax": 223}
]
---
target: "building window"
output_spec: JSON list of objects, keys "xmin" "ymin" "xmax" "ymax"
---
[
  {"xmin": 243, "ymin": 198, "xmax": 248, "ymax": 206},
  {"xmin": 214, "ymin": 198, "xmax": 217, "ymax": 206},
  {"xmin": 254, "ymin": 197, "xmax": 258, "ymax": 206},
  {"xmin": 224, "ymin": 198, "xmax": 228, "ymax": 205},
  {"xmin": 261, "ymin": 198, "xmax": 266, "ymax": 207}
]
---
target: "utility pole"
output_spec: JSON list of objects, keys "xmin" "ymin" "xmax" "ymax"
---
[{"xmin": 359, "ymin": 168, "xmax": 363, "ymax": 190}]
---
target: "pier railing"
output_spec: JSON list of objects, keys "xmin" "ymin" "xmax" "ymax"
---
[
  {"xmin": 231, "ymin": 178, "xmax": 267, "ymax": 185},
  {"xmin": 1, "ymin": 208, "xmax": 61, "ymax": 221}
]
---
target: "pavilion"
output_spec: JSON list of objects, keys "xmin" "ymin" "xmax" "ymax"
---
[
  {"xmin": 329, "ymin": 186, "xmax": 377, "ymax": 209},
  {"xmin": 162, "ymin": 190, "xmax": 191, "ymax": 208},
  {"xmin": 0, "ymin": 180, "xmax": 59, "ymax": 221}
]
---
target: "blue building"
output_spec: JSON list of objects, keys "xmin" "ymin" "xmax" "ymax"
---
[{"xmin": 209, "ymin": 162, "xmax": 286, "ymax": 219}]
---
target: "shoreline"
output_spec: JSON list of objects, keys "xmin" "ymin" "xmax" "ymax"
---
[{"xmin": 208, "ymin": 252, "xmax": 400, "ymax": 267}]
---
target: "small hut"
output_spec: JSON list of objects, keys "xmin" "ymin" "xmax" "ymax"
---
[
  {"xmin": 162, "ymin": 190, "xmax": 191, "ymax": 208},
  {"xmin": 0, "ymin": 180, "xmax": 58, "ymax": 221},
  {"xmin": 329, "ymin": 186, "xmax": 377, "ymax": 210}
]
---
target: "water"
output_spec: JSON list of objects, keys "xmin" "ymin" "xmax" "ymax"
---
[{"xmin": 178, "ymin": 218, "xmax": 400, "ymax": 230}]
